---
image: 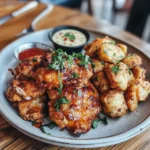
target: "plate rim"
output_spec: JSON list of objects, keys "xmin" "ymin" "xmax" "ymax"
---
[{"xmin": 0, "ymin": 28, "xmax": 150, "ymax": 146}]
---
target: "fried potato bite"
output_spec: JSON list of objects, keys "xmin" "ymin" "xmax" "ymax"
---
[
  {"xmin": 105, "ymin": 62, "xmax": 134, "ymax": 91},
  {"xmin": 97, "ymin": 43, "xmax": 126, "ymax": 63},
  {"xmin": 125, "ymin": 79, "xmax": 150, "ymax": 111},
  {"xmin": 122, "ymin": 53, "xmax": 142, "ymax": 69},
  {"xmin": 91, "ymin": 59, "xmax": 106, "ymax": 73},
  {"xmin": 92, "ymin": 71, "xmax": 110, "ymax": 93},
  {"xmin": 100, "ymin": 90, "xmax": 128, "ymax": 118},
  {"xmin": 48, "ymin": 82, "xmax": 101, "ymax": 135},
  {"xmin": 132, "ymin": 66, "xmax": 146, "ymax": 80},
  {"xmin": 18, "ymin": 96, "xmax": 46, "ymax": 121},
  {"xmin": 117, "ymin": 44, "xmax": 127, "ymax": 55},
  {"xmin": 84, "ymin": 37, "xmax": 114, "ymax": 58}
]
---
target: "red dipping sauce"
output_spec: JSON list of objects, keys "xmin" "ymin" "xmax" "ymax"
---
[{"xmin": 19, "ymin": 48, "xmax": 45, "ymax": 60}]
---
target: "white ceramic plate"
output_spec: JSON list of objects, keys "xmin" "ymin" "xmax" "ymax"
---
[{"xmin": 0, "ymin": 29, "xmax": 150, "ymax": 148}]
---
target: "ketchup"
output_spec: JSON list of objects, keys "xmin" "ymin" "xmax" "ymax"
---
[{"xmin": 19, "ymin": 48, "xmax": 45, "ymax": 60}]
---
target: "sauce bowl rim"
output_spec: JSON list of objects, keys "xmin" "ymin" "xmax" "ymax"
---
[
  {"xmin": 14, "ymin": 42, "xmax": 52, "ymax": 60},
  {"xmin": 48, "ymin": 25, "xmax": 90, "ymax": 49}
]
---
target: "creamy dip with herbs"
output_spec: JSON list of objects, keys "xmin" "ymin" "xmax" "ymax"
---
[{"xmin": 52, "ymin": 29, "xmax": 87, "ymax": 47}]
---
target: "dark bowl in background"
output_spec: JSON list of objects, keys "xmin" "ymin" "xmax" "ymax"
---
[{"xmin": 48, "ymin": 25, "xmax": 90, "ymax": 54}]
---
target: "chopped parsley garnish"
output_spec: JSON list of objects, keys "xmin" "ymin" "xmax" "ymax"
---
[
  {"xmin": 91, "ymin": 62, "xmax": 95, "ymax": 68},
  {"xmin": 54, "ymin": 97, "xmax": 70, "ymax": 111},
  {"xmin": 56, "ymin": 70, "xmax": 63, "ymax": 95},
  {"xmin": 46, "ymin": 49, "xmax": 91, "ymax": 94},
  {"xmin": 48, "ymin": 121, "xmax": 57, "ymax": 129},
  {"xmin": 111, "ymin": 65, "xmax": 120, "ymax": 74},
  {"xmin": 78, "ymin": 55, "xmax": 91, "ymax": 68},
  {"xmin": 99, "ymin": 116, "xmax": 108, "ymax": 125},
  {"xmin": 71, "ymin": 72, "xmax": 79, "ymax": 78},
  {"xmin": 47, "ymin": 49, "xmax": 71, "ymax": 70},
  {"xmin": 113, "ymin": 53, "xmax": 116, "ymax": 57},
  {"xmin": 101, "ymin": 61, "xmax": 105, "ymax": 65},
  {"xmin": 31, "ymin": 121, "xmax": 36, "ymax": 125},
  {"xmin": 110, "ymin": 41, "xmax": 116, "ymax": 45},
  {"xmin": 92, "ymin": 118, "xmax": 99, "ymax": 129},
  {"xmin": 40, "ymin": 126, "xmax": 51, "ymax": 135},
  {"xmin": 32, "ymin": 57, "xmax": 37, "ymax": 62},
  {"xmin": 129, "ymin": 69, "xmax": 132, "ymax": 74},
  {"xmin": 73, "ymin": 89, "xmax": 77, "ymax": 93},
  {"xmin": 104, "ymin": 50, "xmax": 108, "ymax": 55},
  {"xmin": 92, "ymin": 115, "xmax": 108, "ymax": 129},
  {"xmin": 73, "ymin": 53, "xmax": 91, "ymax": 68},
  {"xmin": 64, "ymin": 32, "xmax": 76, "ymax": 41}
]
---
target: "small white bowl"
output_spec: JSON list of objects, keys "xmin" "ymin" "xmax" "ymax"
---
[{"xmin": 14, "ymin": 42, "xmax": 52, "ymax": 60}]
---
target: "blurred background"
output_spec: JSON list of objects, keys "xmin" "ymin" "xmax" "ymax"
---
[{"xmin": 1, "ymin": 0, "xmax": 150, "ymax": 43}]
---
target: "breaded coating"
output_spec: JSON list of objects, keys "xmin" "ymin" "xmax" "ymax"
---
[
  {"xmin": 18, "ymin": 96, "xmax": 46, "ymax": 121},
  {"xmin": 6, "ymin": 86, "xmax": 22, "ymax": 102},
  {"xmin": 48, "ymin": 82, "xmax": 101, "ymax": 135},
  {"xmin": 100, "ymin": 90, "xmax": 128, "ymax": 118},
  {"xmin": 14, "ymin": 55, "xmax": 43, "ymax": 77},
  {"xmin": 105, "ymin": 62, "xmax": 134, "ymax": 91},
  {"xmin": 6, "ymin": 78, "xmax": 45, "ymax": 102},
  {"xmin": 122, "ymin": 53, "xmax": 142, "ymax": 69},
  {"xmin": 34, "ymin": 59, "xmax": 93, "ymax": 89},
  {"xmin": 92, "ymin": 71, "xmax": 110, "ymax": 93}
]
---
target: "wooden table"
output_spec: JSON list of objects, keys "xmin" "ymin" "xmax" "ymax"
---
[{"xmin": 0, "ymin": 2, "xmax": 150, "ymax": 150}]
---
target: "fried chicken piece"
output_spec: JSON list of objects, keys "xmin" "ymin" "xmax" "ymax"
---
[
  {"xmin": 18, "ymin": 96, "xmax": 46, "ymax": 121},
  {"xmin": 6, "ymin": 78, "xmax": 45, "ymax": 102},
  {"xmin": 48, "ymin": 82, "xmax": 101, "ymax": 135},
  {"xmin": 34, "ymin": 59, "xmax": 93, "ymax": 89},
  {"xmin": 34, "ymin": 68, "xmax": 60, "ymax": 89},
  {"xmin": 13, "ymin": 52, "xmax": 53, "ymax": 78},
  {"xmin": 13, "ymin": 55, "xmax": 43, "ymax": 78}
]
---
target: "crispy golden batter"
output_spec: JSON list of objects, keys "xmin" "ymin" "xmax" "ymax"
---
[
  {"xmin": 6, "ymin": 78, "xmax": 45, "ymax": 102},
  {"xmin": 122, "ymin": 53, "xmax": 142, "ymax": 69},
  {"xmin": 48, "ymin": 82, "xmax": 101, "ymax": 135},
  {"xmin": 100, "ymin": 90, "xmax": 128, "ymax": 118},
  {"xmin": 13, "ymin": 55, "xmax": 43, "ymax": 77},
  {"xmin": 18, "ymin": 96, "xmax": 46, "ymax": 121},
  {"xmin": 33, "ymin": 59, "xmax": 93, "ymax": 89}
]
